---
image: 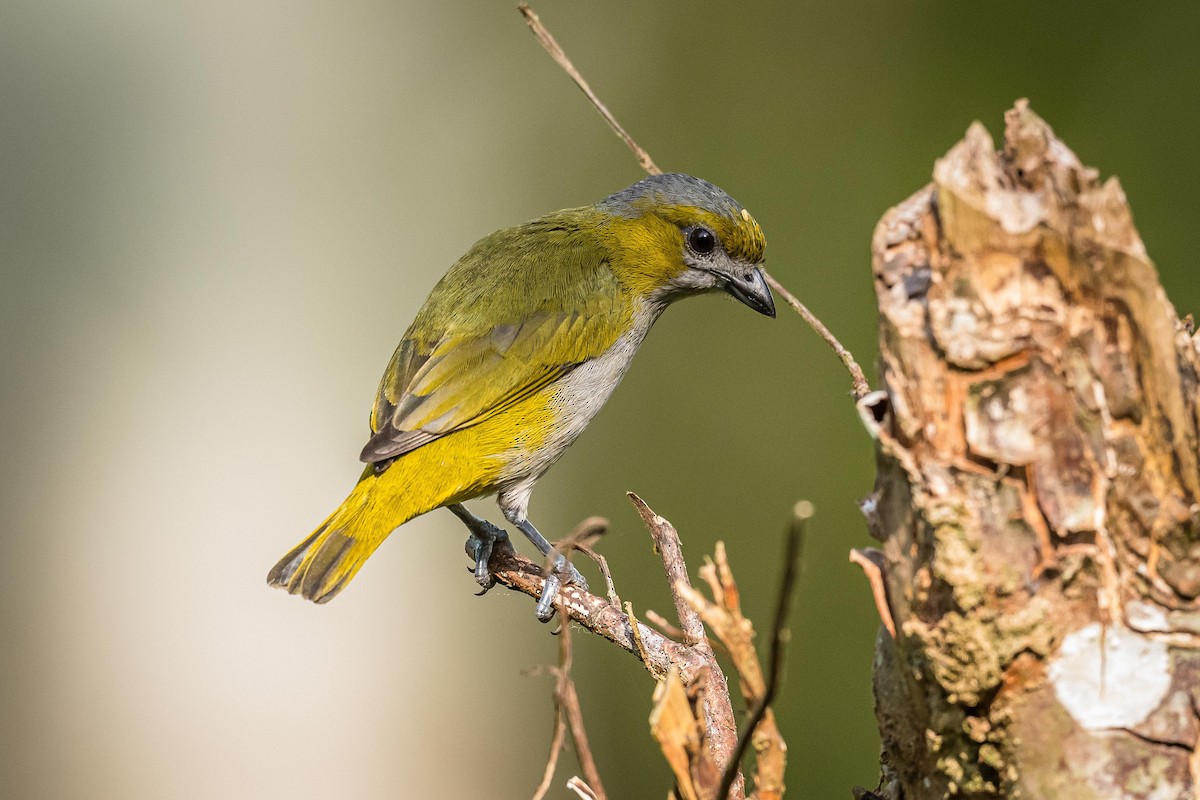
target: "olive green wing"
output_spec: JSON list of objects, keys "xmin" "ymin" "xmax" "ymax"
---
[{"xmin": 360, "ymin": 218, "xmax": 630, "ymax": 463}]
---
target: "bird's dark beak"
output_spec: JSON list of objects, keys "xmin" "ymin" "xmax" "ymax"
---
[{"xmin": 722, "ymin": 267, "xmax": 776, "ymax": 318}]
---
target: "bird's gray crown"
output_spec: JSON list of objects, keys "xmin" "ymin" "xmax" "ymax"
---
[{"xmin": 598, "ymin": 173, "xmax": 744, "ymax": 220}]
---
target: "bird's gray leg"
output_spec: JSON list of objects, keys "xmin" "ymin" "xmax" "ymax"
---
[
  {"xmin": 447, "ymin": 503, "xmax": 508, "ymax": 590},
  {"xmin": 510, "ymin": 516, "xmax": 589, "ymax": 621}
]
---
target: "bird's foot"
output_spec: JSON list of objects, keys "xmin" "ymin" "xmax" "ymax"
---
[
  {"xmin": 463, "ymin": 520, "xmax": 509, "ymax": 592},
  {"xmin": 535, "ymin": 553, "xmax": 588, "ymax": 622}
]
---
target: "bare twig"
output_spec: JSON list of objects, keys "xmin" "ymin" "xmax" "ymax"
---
[
  {"xmin": 546, "ymin": 515, "xmax": 622, "ymax": 606},
  {"xmin": 557, "ymin": 608, "xmax": 607, "ymax": 799},
  {"xmin": 517, "ymin": 3, "xmax": 661, "ymax": 175},
  {"xmin": 535, "ymin": 599, "xmax": 607, "ymax": 800},
  {"xmin": 629, "ymin": 492, "xmax": 706, "ymax": 646},
  {"xmin": 848, "ymin": 548, "xmax": 895, "ymax": 638},
  {"xmin": 625, "ymin": 601, "xmax": 653, "ymax": 666},
  {"xmin": 567, "ymin": 776, "xmax": 599, "ymax": 799},
  {"xmin": 532, "ymin": 708, "xmax": 567, "ymax": 800},
  {"xmin": 764, "ymin": 272, "xmax": 872, "ymax": 401},
  {"xmin": 645, "ymin": 608, "xmax": 687, "ymax": 641},
  {"xmin": 546, "ymin": 516, "xmax": 608, "ymax": 577},
  {"xmin": 576, "ymin": 543, "xmax": 621, "ymax": 607},
  {"xmin": 565, "ymin": 516, "xmax": 610, "ymax": 549},
  {"xmin": 715, "ymin": 502, "xmax": 810, "ymax": 800}
]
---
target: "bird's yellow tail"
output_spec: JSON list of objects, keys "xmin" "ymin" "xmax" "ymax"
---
[{"xmin": 268, "ymin": 466, "xmax": 407, "ymax": 603}]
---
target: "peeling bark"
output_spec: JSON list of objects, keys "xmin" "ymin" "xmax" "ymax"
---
[{"xmin": 863, "ymin": 101, "xmax": 1200, "ymax": 799}]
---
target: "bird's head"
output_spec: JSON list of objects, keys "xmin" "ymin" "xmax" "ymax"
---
[{"xmin": 597, "ymin": 173, "xmax": 774, "ymax": 317}]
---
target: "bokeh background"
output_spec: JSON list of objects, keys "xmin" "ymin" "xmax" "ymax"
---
[{"xmin": 3, "ymin": 2, "xmax": 1199, "ymax": 798}]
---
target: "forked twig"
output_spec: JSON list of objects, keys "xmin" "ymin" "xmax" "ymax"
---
[
  {"xmin": 535, "ymin": 597, "xmax": 608, "ymax": 800},
  {"xmin": 631, "ymin": 496, "xmax": 745, "ymax": 798}
]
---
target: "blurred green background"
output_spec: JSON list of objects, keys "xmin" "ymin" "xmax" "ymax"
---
[{"xmin": 3, "ymin": 2, "xmax": 1198, "ymax": 798}]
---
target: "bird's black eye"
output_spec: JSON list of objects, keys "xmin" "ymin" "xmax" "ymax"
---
[{"xmin": 686, "ymin": 226, "xmax": 717, "ymax": 256}]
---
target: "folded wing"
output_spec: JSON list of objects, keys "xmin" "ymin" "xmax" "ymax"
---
[{"xmin": 361, "ymin": 220, "xmax": 630, "ymax": 464}]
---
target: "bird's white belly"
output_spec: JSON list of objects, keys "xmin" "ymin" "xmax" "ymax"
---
[{"xmin": 495, "ymin": 302, "xmax": 661, "ymax": 512}]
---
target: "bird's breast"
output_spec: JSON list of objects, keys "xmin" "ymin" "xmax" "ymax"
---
[{"xmin": 497, "ymin": 301, "xmax": 663, "ymax": 482}]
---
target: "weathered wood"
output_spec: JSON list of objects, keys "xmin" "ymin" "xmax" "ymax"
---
[{"xmin": 863, "ymin": 100, "xmax": 1200, "ymax": 799}]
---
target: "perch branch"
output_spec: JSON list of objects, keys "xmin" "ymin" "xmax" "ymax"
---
[
  {"xmin": 485, "ymin": 537, "xmax": 709, "ymax": 681},
  {"xmin": 488, "ymin": 500, "xmax": 798, "ymax": 799}
]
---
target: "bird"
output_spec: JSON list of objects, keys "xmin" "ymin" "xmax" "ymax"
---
[{"xmin": 267, "ymin": 172, "xmax": 774, "ymax": 620}]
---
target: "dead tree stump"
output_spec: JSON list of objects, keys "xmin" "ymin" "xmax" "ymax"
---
[{"xmin": 862, "ymin": 101, "xmax": 1200, "ymax": 798}]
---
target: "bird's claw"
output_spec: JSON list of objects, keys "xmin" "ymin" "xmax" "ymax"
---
[
  {"xmin": 534, "ymin": 553, "xmax": 589, "ymax": 622},
  {"xmin": 467, "ymin": 563, "xmax": 497, "ymax": 595},
  {"xmin": 465, "ymin": 530, "xmax": 504, "ymax": 591}
]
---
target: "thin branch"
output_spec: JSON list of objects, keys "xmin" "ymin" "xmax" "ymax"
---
[
  {"xmin": 624, "ymin": 602, "xmax": 654, "ymax": 669},
  {"xmin": 534, "ymin": 598, "xmax": 607, "ymax": 800},
  {"xmin": 545, "ymin": 515, "xmax": 622, "ymax": 606},
  {"xmin": 716, "ymin": 502, "xmax": 810, "ymax": 800},
  {"xmin": 764, "ymin": 272, "xmax": 872, "ymax": 401},
  {"xmin": 629, "ymin": 492, "xmax": 707, "ymax": 646},
  {"xmin": 848, "ymin": 548, "xmax": 895, "ymax": 639},
  {"xmin": 576, "ymin": 543, "xmax": 621, "ymax": 607},
  {"xmin": 557, "ymin": 607, "xmax": 607, "ymax": 799},
  {"xmin": 546, "ymin": 515, "xmax": 608, "ymax": 576},
  {"xmin": 532, "ymin": 707, "xmax": 566, "ymax": 800},
  {"xmin": 517, "ymin": 3, "xmax": 661, "ymax": 176},
  {"xmin": 567, "ymin": 776, "xmax": 599, "ymax": 800},
  {"xmin": 645, "ymin": 608, "xmax": 686, "ymax": 641},
  {"xmin": 517, "ymin": 3, "xmax": 870, "ymax": 406}
]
